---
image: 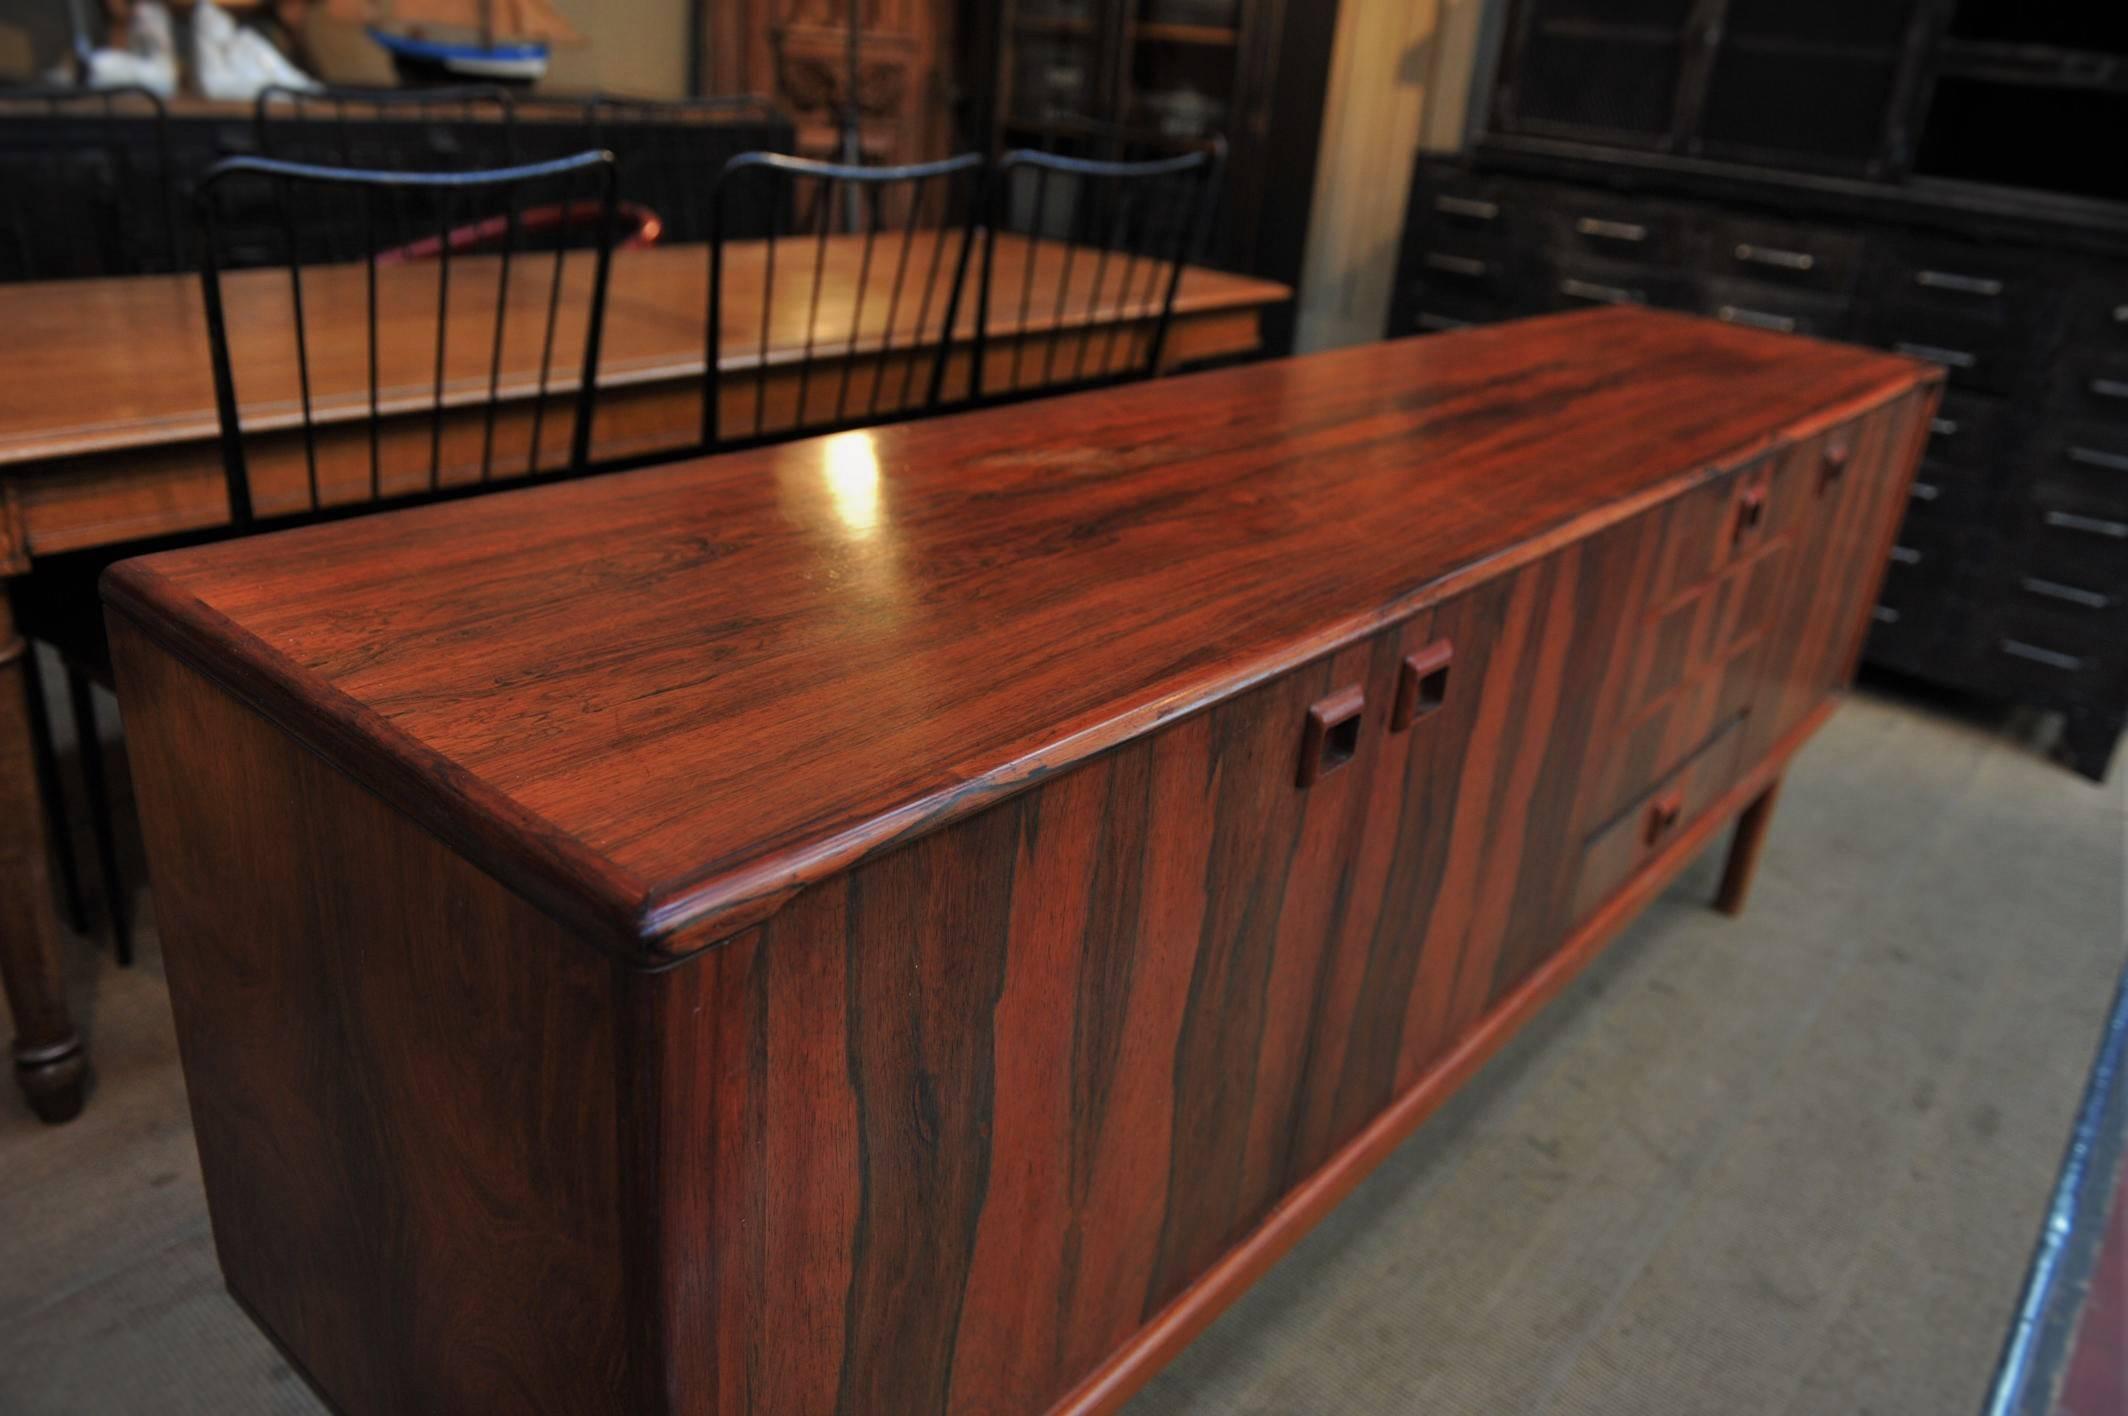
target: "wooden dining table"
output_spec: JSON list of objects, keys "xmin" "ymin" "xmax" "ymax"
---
[{"xmin": 0, "ymin": 233, "xmax": 1289, "ymax": 1123}]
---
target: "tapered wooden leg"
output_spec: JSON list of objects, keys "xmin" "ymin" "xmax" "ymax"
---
[
  {"xmin": 1715, "ymin": 776, "xmax": 1783, "ymax": 917},
  {"xmin": 0, "ymin": 598, "xmax": 86, "ymax": 1122}
]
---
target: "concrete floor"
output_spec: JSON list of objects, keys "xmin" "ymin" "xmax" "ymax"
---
[{"xmin": 1, "ymin": 670, "xmax": 2122, "ymax": 1414}]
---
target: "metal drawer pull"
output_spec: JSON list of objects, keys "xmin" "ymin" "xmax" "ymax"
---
[
  {"xmin": 1434, "ymin": 194, "xmax": 1498, "ymax": 221},
  {"xmin": 1560, "ymin": 278, "xmax": 1644, "ymax": 305},
  {"xmin": 2043, "ymin": 510, "xmax": 2128, "ymax": 538},
  {"xmin": 1930, "ymin": 416, "xmax": 1960, "ymax": 437},
  {"xmin": 1895, "ymin": 341, "xmax": 1978, "ymax": 369},
  {"xmin": 1733, "ymin": 243, "xmax": 1815, "ymax": 272},
  {"xmin": 1914, "ymin": 269, "xmax": 2004, "ymax": 298},
  {"xmin": 1574, "ymin": 216, "xmax": 1648, "ymax": 243},
  {"xmin": 1872, "ymin": 605, "xmax": 1901, "ymax": 624},
  {"xmin": 1717, "ymin": 305, "xmax": 1796, "ymax": 333},
  {"xmin": 2000, "ymin": 639, "xmax": 2085, "ymax": 672},
  {"xmin": 1422, "ymin": 251, "xmax": 1489, "ymax": 278},
  {"xmin": 1910, "ymin": 481, "xmax": 1940, "ymax": 502},
  {"xmin": 2089, "ymin": 378, "xmax": 2128, "ymax": 401},
  {"xmin": 2021, "ymin": 576, "xmax": 2113, "ymax": 610},
  {"xmin": 2114, "ymin": 303, "xmax": 2128, "ymax": 324},
  {"xmin": 1415, "ymin": 311, "xmax": 1472, "ymax": 332},
  {"xmin": 2067, "ymin": 445, "xmax": 2128, "ymax": 473},
  {"xmin": 1888, "ymin": 545, "xmax": 1923, "ymax": 566}
]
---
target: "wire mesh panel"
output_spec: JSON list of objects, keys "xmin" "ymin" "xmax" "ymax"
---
[
  {"xmin": 974, "ymin": 138, "xmax": 1221, "ymax": 404},
  {"xmin": 194, "ymin": 151, "xmax": 619, "ymax": 528},
  {"xmin": 706, "ymin": 150, "xmax": 984, "ymax": 450},
  {"xmin": 0, "ymin": 85, "xmax": 179, "ymax": 282}
]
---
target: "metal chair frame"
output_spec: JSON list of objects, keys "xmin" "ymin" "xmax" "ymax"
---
[
  {"xmin": 973, "ymin": 138, "xmax": 1224, "ymax": 406},
  {"xmin": 194, "ymin": 150, "xmax": 620, "ymax": 529},
  {"xmin": 705, "ymin": 149, "xmax": 985, "ymax": 451}
]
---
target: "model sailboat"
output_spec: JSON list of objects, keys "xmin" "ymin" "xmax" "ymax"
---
[{"xmin": 347, "ymin": 0, "xmax": 584, "ymax": 85}]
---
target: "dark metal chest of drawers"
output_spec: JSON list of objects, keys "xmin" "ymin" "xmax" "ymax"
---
[{"xmin": 1390, "ymin": 153, "xmax": 2127, "ymax": 780}]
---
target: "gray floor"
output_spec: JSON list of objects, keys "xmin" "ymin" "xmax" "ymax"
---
[{"xmin": 1, "ymin": 674, "xmax": 2122, "ymax": 1415}]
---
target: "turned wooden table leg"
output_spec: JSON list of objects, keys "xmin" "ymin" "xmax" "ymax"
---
[
  {"xmin": 1716, "ymin": 776, "xmax": 1783, "ymax": 917},
  {"xmin": 0, "ymin": 598, "xmax": 86, "ymax": 1122}
]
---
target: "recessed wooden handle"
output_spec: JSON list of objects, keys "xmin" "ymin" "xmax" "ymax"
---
[
  {"xmin": 1732, "ymin": 482, "xmax": 1768, "ymax": 545},
  {"xmin": 1391, "ymin": 639, "xmax": 1453, "ymax": 733},
  {"xmin": 1819, "ymin": 440, "xmax": 1851, "ymax": 495},
  {"xmin": 1643, "ymin": 791, "xmax": 1684, "ymax": 848},
  {"xmin": 1298, "ymin": 685, "xmax": 1365, "ymax": 788}
]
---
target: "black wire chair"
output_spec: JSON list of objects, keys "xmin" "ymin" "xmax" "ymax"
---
[
  {"xmin": 194, "ymin": 150, "xmax": 621, "ymax": 528},
  {"xmin": 705, "ymin": 149, "xmax": 985, "ymax": 451},
  {"xmin": 0, "ymin": 84, "xmax": 180, "ymax": 282},
  {"xmin": 36, "ymin": 151, "xmax": 623, "ymax": 963},
  {"xmin": 973, "ymin": 137, "xmax": 1223, "ymax": 405},
  {"xmin": 248, "ymin": 86, "xmax": 524, "ymax": 268}
]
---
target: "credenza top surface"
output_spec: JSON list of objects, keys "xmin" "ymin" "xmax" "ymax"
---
[{"xmin": 105, "ymin": 307, "xmax": 1936, "ymax": 959}]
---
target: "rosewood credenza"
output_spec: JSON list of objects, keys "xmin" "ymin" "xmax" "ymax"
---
[{"xmin": 106, "ymin": 307, "xmax": 1938, "ymax": 1414}]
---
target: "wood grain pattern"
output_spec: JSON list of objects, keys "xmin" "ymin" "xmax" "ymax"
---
[
  {"xmin": 108, "ymin": 311, "xmax": 1939, "ymax": 1413},
  {"xmin": 109, "ymin": 614, "xmax": 630, "ymax": 1413},
  {"xmin": 105, "ymin": 308, "xmax": 1936, "ymax": 964}
]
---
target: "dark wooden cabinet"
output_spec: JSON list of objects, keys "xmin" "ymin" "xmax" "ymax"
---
[
  {"xmin": 1391, "ymin": 0, "xmax": 2128, "ymax": 780},
  {"xmin": 107, "ymin": 310, "xmax": 1934, "ymax": 1415},
  {"xmin": 958, "ymin": 0, "xmax": 1339, "ymax": 353},
  {"xmin": 0, "ymin": 100, "xmax": 792, "ymax": 280}
]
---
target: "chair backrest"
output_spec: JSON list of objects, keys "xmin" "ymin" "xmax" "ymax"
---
[
  {"xmin": 706, "ymin": 149, "xmax": 984, "ymax": 451},
  {"xmin": 194, "ymin": 151, "xmax": 619, "ymax": 529},
  {"xmin": 974, "ymin": 137, "xmax": 1223, "ymax": 404},
  {"xmin": 0, "ymin": 85, "xmax": 178, "ymax": 282}
]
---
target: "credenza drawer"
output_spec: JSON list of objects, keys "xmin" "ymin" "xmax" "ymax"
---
[{"xmin": 1573, "ymin": 712, "xmax": 1748, "ymax": 924}]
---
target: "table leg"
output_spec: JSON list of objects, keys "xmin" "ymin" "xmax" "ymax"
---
[
  {"xmin": 0, "ymin": 598, "xmax": 85, "ymax": 1122},
  {"xmin": 1715, "ymin": 776, "xmax": 1783, "ymax": 918}
]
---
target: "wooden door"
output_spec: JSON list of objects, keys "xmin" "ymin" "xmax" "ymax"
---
[{"xmin": 630, "ymin": 540, "xmax": 1664, "ymax": 1411}]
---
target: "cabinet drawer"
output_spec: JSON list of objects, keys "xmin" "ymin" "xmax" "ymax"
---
[
  {"xmin": 1698, "ymin": 276, "xmax": 1850, "ymax": 338},
  {"xmin": 2065, "ymin": 266, "xmax": 2128, "ymax": 347},
  {"xmin": 1410, "ymin": 174, "xmax": 1534, "ymax": 254},
  {"xmin": 2032, "ymin": 423, "xmax": 2128, "ymax": 517},
  {"xmin": 1572, "ymin": 712, "xmax": 1748, "ymax": 924},
  {"xmin": 1871, "ymin": 306, "xmax": 2023, "ymax": 395},
  {"xmin": 2049, "ymin": 350, "xmax": 2128, "ymax": 425},
  {"xmin": 2022, "ymin": 506, "xmax": 2128, "ymax": 589},
  {"xmin": 1923, "ymin": 390, "xmax": 2009, "ymax": 470},
  {"xmin": 1985, "ymin": 627, "xmax": 2115, "ymax": 703},
  {"xmin": 1402, "ymin": 281, "xmax": 1523, "ymax": 334},
  {"xmin": 1551, "ymin": 256, "xmax": 1694, "ymax": 312},
  {"xmin": 1544, "ymin": 194, "xmax": 1695, "ymax": 268},
  {"xmin": 1650, "ymin": 453, "xmax": 1799, "ymax": 604},
  {"xmin": 1874, "ymin": 237, "xmax": 2037, "ymax": 329},
  {"xmin": 1704, "ymin": 214, "xmax": 1863, "ymax": 296},
  {"xmin": 1905, "ymin": 458, "xmax": 1991, "ymax": 522}
]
